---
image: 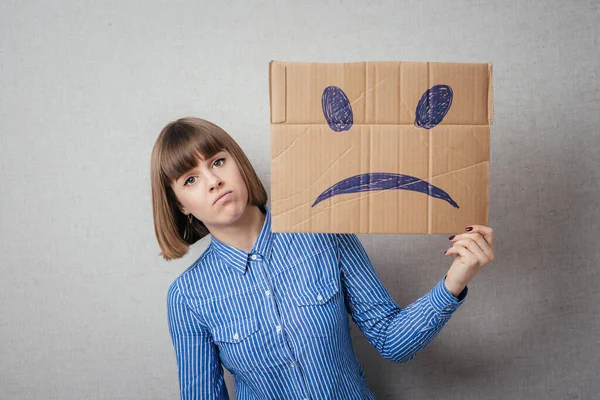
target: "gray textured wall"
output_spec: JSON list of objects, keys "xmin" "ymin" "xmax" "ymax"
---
[{"xmin": 1, "ymin": 0, "xmax": 598, "ymax": 399}]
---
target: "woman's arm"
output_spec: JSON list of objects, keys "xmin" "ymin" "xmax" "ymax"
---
[
  {"xmin": 335, "ymin": 233, "xmax": 468, "ymax": 363},
  {"xmin": 167, "ymin": 282, "xmax": 229, "ymax": 399}
]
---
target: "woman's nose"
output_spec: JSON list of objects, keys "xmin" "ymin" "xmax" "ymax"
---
[{"xmin": 207, "ymin": 173, "xmax": 223, "ymax": 190}]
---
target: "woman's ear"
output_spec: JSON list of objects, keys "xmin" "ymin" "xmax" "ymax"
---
[{"xmin": 173, "ymin": 199, "xmax": 185, "ymax": 215}]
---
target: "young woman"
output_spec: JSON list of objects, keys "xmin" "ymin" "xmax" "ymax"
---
[{"xmin": 151, "ymin": 117, "xmax": 495, "ymax": 399}]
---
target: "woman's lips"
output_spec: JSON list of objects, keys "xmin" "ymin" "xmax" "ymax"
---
[{"xmin": 214, "ymin": 191, "xmax": 232, "ymax": 205}]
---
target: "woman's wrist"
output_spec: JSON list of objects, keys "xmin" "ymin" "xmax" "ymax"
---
[{"xmin": 444, "ymin": 274, "xmax": 467, "ymax": 298}]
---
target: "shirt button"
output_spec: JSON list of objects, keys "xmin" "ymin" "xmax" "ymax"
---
[
  {"xmin": 316, "ymin": 294, "xmax": 323, "ymax": 301},
  {"xmin": 290, "ymin": 362, "xmax": 296, "ymax": 368},
  {"xmin": 276, "ymin": 325, "xmax": 282, "ymax": 333},
  {"xmin": 444, "ymin": 307, "xmax": 453, "ymax": 311},
  {"xmin": 250, "ymin": 254, "xmax": 257, "ymax": 260},
  {"xmin": 233, "ymin": 333, "xmax": 239, "ymax": 340},
  {"xmin": 265, "ymin": 290, "xmax": 271, "ymax": 297}
]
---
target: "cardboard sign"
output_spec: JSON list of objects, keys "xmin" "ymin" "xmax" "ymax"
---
[{"xmin": 269, "ymin": 61, "xmax": 493, "ymax": 234}]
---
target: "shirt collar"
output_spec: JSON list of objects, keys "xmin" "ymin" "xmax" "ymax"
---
[{"xmin": 209, "ymin": 203, "xmax": 273, "ymax": 275}]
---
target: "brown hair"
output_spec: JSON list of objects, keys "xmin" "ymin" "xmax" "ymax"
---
[{"xmin": 150, "ymin": 117, "xmax": 268, "ymax": 261}]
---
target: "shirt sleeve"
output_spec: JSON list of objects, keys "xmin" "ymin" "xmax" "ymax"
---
[
  {"xmin": 167, "ymin": 281, "xmax": 229, "ymax": 399},
  {"xmin": 335, "ymin": 233, "xmax": 468, "ymax": 363}
]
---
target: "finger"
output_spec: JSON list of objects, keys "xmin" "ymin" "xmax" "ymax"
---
[
  {"xmin": 445, "ymin": 242, "xmax": 469, "ymax": 256},
  {"xmin": 451, "ymin": 230, "xmax": 493, "ymax": 249},
  {"xmin": 465, "ymin": 225, "xmax": 494, "ymax": 246},
  {"xmin": 449, "ymin": 232, "xmax": 482, "ymax": 243},
  {"xmin": 445, "ymin": 242, "xmax": 472, "ymax": 258},
  {"xmin": 453, "ymin": 238, "xmax": 492, "ymax": 264},
  {"xmin": 450, "ymin": 233, "xmax": 494, "ymax": 259}
]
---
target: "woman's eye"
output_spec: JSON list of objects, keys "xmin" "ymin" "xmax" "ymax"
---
[{"xmin": 183, "ymin": 158, "xmax": 224, "ymax": 186}]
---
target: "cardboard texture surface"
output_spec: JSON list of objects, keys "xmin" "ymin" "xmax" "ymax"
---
[{"xmin": 269, "ymin": 61, "xmax": 493, "ymax": 234}]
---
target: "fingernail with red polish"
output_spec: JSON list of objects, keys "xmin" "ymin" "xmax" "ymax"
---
[{"xmin": 466, "ymin": 227, "xmax": 473, "ymax": 231}]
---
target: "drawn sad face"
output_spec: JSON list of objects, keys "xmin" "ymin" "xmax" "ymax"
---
[{"xmin": 312, "ymin": 85, "xmax": 459, "ymax": 209}]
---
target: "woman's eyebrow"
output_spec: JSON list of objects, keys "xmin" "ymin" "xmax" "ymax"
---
[{"xmin": 198, "ymin": 153, "xmax": 221, "ymax": 167}]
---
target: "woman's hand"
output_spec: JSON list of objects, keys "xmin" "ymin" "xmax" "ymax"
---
[{"xmin": 443, "ymin": 225, "xmax": 495, "ymax": 297}]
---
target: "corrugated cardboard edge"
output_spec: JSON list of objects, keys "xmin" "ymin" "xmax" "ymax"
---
[
  {"xmin": 486, "ymin": 62, "xmax": 493, "ymax": 226},
  {"xmin": 488, "ymin": 63, "xmax": 494, "ymax": 125},
  {"xmin": 484, "ymin": 63, "xmax": 494, "ymax": 226},
  {"xmin": 269, "ymin": 61, "xmax": 286, "ymax": 123}
]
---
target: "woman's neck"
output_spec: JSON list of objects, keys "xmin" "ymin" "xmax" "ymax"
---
[{"xmin": 210, "ymin": 204, "xmax": 266, "ymax": 253}]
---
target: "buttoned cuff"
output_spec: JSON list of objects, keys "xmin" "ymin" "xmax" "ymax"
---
[{"xmin": 427, "ymin": 275, "xmax": 468, "ymax": 317}]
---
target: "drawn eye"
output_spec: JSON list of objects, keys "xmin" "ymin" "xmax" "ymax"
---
[
  {"xmin": 415, "ymin": 84, "xmax": 453, "ymax": 129},
  {"xmin": 322, "ymin": 86, "xmax": 353, "ymax": 132}
]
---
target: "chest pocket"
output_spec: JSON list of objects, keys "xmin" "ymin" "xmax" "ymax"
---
[
  {"xmin": 292, "ymin": 278, "xmax": 342, "ymax": 338},
  {"xmin": 212, "ymin": 318, "xmax": 263, "ymax": 373},
  {"xmin": 295, "ymin": 279, "xmax": 339, "ymax": 306}
]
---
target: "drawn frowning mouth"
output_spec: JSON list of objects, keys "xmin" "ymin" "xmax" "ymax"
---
[
  {"xmin": 315, "ymin": 85, "xmax": 458, "ymax": 209},
  {"xmin": 311, "ymin": 172, "xmax": 459, "ymax": 209}
]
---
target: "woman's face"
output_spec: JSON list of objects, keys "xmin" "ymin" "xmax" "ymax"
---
[{"xmin": 170, "ymin": 150, "xmax": 249, "ymax": 232}]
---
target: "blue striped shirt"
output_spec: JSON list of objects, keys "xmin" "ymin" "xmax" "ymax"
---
[{"xmin": 167, "ymin": 204, "xmax": 468, "ymax": 399}]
